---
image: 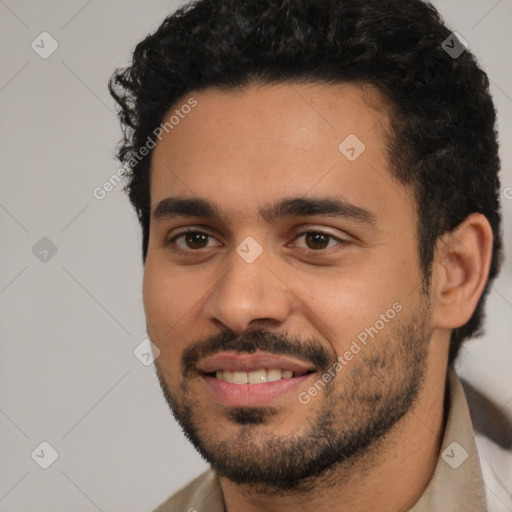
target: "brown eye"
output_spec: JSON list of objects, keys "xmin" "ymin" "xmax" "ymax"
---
[
  {"xmin": 304, "ymin": 232, "xmax": 331, "ymax": 250},
  {"xmin": 292, "ymin": 231, "xmax": 343, "ymax": 251},
  {"xmin": 183, "ymin": 232, "xmax": 209, "ymax": 249},
  {"xmin": 169, "ymin": 231, "xmax": 218, "ymax": 251}
]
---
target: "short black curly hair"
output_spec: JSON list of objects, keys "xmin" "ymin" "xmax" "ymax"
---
[{"xmin": 109, "ymin": 0, "xmax": 502, "ymax": 364}]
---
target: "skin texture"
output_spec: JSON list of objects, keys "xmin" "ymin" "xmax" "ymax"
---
[{"xmin": 144, "ymin": 82, "xmax": 493, "ymax": 512}]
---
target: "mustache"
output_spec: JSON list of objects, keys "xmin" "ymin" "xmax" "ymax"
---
[{"xmin": 181, "ymin": 328, "xmax": 333, "ymax": 377}]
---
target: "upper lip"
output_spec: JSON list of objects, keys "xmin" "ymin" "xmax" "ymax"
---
[{"xmin": 197, "ymin": 351, "xmax": 316, "ymax": 374}]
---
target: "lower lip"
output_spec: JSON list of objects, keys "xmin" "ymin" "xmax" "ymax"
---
[{"xmin": 202, "ymin": 374, "xmax": 314, "ymax": 407}]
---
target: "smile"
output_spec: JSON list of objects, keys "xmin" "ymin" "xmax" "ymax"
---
[
  {"xmin": 197, "ymin": 352, "xmax": 317, "ymax": 406},
  {"xmin": 212, "ymin": 368, "xmax": 311, "ymax": 384}
]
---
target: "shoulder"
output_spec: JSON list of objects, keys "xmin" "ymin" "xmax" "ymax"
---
[
  {"xmin": 461, "ymin": 377, "xmax": 512, "ymax": 449},
  {"xmin": 152, "ymin": 469, "xmax": 224, "ymax": 512},
  {"xmin": 153, "ymin": 469, "xmax": 224, "ymax": 512},
  {"xmin": 461, "ymin": 377, "xmax": 512, "ymax": 511}
]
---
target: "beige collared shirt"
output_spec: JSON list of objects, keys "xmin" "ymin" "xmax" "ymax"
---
[{"xmin": 153, "ymin": 369, "xmax": 497, "ymax": 512}]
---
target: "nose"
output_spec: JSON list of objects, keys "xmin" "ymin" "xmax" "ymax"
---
[{"xmin": 203, "ymin": 246, "xmax": 294, "ymax": 333}]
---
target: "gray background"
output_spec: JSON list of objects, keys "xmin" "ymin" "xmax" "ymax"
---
[{"xmin": 0, "ymin": 0, "xmax": 511, "ymax": 510}]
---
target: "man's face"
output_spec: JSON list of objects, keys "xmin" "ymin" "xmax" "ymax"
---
[{"xmin": 144, "ymin": 83, "xmax": 433, "ymax": 489}]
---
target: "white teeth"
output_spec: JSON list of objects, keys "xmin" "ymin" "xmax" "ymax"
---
[
  {"xmin": 214, "ymin": 368, "xmax": 300, "ymax": 384},
  {"xmin": 248, "ymin": 369, "xmax": 267, "ymax": 384},
  {"xmin": 267, "ymin": 368, "xmax": 282, "ymax": 382},
  {"xmin": 233, "ymin": 371, "xmax": 248, "ymax": 384}
]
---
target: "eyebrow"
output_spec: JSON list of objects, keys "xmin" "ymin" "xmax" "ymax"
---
[{"xmin": 152, "ymin": 196, "xmax": 376, "ymax": 226}]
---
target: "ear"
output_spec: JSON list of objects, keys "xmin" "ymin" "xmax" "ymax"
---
[{"xmin": 431, "ymin": 213, "xmax": 494, "ymax": 329}]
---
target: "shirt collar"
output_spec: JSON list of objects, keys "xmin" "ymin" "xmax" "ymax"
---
[{"xmin": 409, "ymin": 366, "xmax": 487, "ymax": 512}]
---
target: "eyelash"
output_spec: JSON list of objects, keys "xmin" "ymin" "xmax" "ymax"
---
[{"xmin": 167, "ymin": 228, "xmax": 346, "ymax": 253}]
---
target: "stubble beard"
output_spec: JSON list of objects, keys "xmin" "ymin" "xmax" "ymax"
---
[{"xmin": 154, "ymin": 308, "xmax": 431, "ymax": 492}]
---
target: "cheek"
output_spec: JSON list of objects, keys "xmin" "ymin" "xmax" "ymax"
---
[
  {"xmin": 142, "ymin": 261, "xmax": 200, "ymax": 356},
  {"xmin": 292, "ymin": 261, "xmax": 415, "ymax": 355}
]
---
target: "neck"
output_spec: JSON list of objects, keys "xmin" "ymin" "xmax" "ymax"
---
[{"xmin": 220, "ymin": 359, "xmax": 448, "ymax": 512}]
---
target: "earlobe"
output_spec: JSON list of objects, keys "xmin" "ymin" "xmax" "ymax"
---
[{"xmin": 432, "ymin": 213, "xmax": 493, "ymax": 329}]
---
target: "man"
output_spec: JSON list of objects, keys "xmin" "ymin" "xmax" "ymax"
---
[{"xmin": 109, "ymin": 0, "xmax": 511, "ymax": 510}]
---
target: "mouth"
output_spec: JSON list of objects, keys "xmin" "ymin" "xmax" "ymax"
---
[
  {"xmin": 208, "ymin": 368, "xmax": 314, "ymax": 384},
  {"xmin": 197, "ymin": 352, "xmax": 317, "ymax": 407}
]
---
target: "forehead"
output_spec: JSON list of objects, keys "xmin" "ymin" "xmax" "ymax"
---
[{"xmin": 149, "ymin": 82, "xmax": 411, "ymax": 225}]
